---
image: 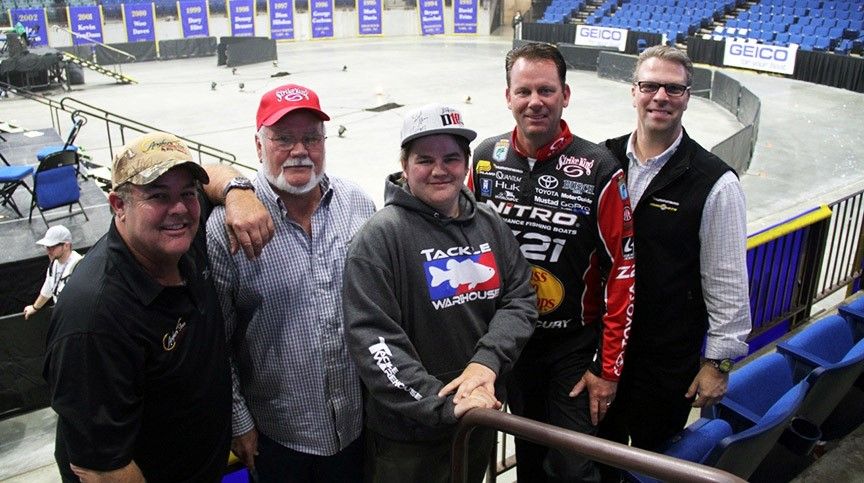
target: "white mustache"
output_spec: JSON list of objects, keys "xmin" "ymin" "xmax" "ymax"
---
[{"xmin": 282, "ymin": 157, "xmax": 314, "ymax": 168}]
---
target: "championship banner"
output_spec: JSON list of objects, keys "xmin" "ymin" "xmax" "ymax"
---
[
  {"xmin": 228, "ymin": 0, "xmax": 255, "ymax": 37},
  {"xmin": 9, "ymin": 8, "xmax": 49, "ymax": 47},
  {"xmin": 418, "ymin": 0, "xmax": 444, "ymax": 36},
  {"xmin": 453, "ymin": 0, "xmax": 477, "ymax": 34},
  {"xmin": 123, "ymin": 3, "xmax": 156, "ymax": 43},
  {"xmin": 357, "ymin": 0, "xmax": 381, "ymax": 36},
  {"xmin": 310, "ymin": 0, "xmax": 334, "ymax": 39},
  {"xmin": 268, "ymin": 0, "xmax": 294, "ymax": 40},
  {"xmin": 723, "ymin": 38, "xmax": 797, "ymax": 75},
  {"xmin": 68, "ymin": 5, "xmax": 104, "ymax": 46},
  {"xmin": 574, "ymin": 24, "xmax": 627, "ymax": 51},
  {"xmin": 178, "ymin": 0, "xmax": 210, "ymax": 38}
]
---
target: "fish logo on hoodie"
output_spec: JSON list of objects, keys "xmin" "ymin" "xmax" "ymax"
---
[{"xmin": 422, "ymin": 247, "xmax": 501, "ymax": 310}]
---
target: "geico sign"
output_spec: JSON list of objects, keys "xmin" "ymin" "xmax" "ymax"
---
[
  {"xmin": 728, "ymin": 44, "xmax": 788, "ymax": 61},
  {"xmin": 579, "ymin": 27, "xmax": 622, "ymax": 41}
]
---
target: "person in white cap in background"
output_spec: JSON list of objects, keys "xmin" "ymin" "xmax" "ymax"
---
[
  {"xmin": 23, "ymin": 225, "xmax": 83, "ymax": 319},
  {"xmin": 343, "ymin": 104, "xmax": 537, "ymax": 482}
]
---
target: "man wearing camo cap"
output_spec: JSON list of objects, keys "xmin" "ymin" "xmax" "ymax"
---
[{"xmin": 44, "ymin": 132, "xmax": 267, "ymax": 482}]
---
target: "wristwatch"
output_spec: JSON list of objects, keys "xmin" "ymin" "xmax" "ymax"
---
[
  {"xmin": 222, "ymin": 176, "xmax": 254, "ymax": 198},
  {"xmin": 705, "ymin": 358, "xmax": 734, "ymax": 374}
]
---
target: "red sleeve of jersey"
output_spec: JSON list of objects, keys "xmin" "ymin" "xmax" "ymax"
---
[
  {"xmin": 466, "ymin": 165, "xmax": 476, "ymax": 192},
  {"xmin": 595, "ymin": 169, "xmax": 635, "ymax": 382}
]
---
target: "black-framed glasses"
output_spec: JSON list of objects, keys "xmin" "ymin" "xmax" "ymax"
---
[
  {"xmin": 266, "ymin": 134, "xmax": 326, "ymax": 150},
  {"xmin": 635, "ymin": 81, "xmax": 691, "ymax": 97}
]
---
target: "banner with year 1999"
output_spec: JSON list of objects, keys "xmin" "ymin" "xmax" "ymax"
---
[
  {"xmin": 68, "ymin": 5, "xmax": 104, "ymax": 46},
  {"xmin": 178, "ymin": 0, "xmax": 210, "ymax": 38},
  {"xmin": 357, "ymin": 0, "xmax": 381, "ymax": 36},
  {"xmin": 123, "ymin": 3, "xmax": 156, "ymax": 43},
  {"xmin": 268, "ymin": 0, "xmax": 294, "ymax": 40},
  {"xmin": 419, "ymin": 0, "xmax": 444, "ymax": 36},
  {"xmin": 9, "ymin": 8, "xmax": 49, "ymax": 47}
]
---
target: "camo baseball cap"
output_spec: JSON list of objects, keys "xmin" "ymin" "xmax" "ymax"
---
[
  {"xmin": 400, "ymin": 104, "xmax": 477, "ymax": 147},
  {"xmin": 112, "ymin": 132, "xmax": 209, "ymax": 188}
]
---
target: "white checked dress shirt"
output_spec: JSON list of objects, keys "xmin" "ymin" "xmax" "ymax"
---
[{"xmin": 207, "ymin": 171, "xmax": 375, "ymax": 455}]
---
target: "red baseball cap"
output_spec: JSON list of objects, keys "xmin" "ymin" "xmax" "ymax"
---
[{"xmin": 256, "ymin": 84, "xmax": 330, "ymax": 130}]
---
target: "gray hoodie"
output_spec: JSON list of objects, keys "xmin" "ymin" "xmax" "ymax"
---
[{"xmin": 343, "ymin": 172, "xmax": 537, "ymax": 442}]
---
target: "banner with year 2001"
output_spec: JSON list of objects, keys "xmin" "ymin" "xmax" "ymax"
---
[
  {"xmin": 68, "ymin": 5, "xmax": 104, "ymax": 46},
  {"xmin": 178, "ymin": 0, "xmax": 210, "ymax": 38},
  {"xmin": 268, "ymin": 0, "xmax": 294, "ymax": 40},
  {"xmin": 228, "ymin": 0, "xmax": 255, "ymax": 37},
  {"xmin": 123, "ymin": 3, "xmax": 156, "ymax": 43},
  {"xmin": 418, "ymin": 0, "xmax": 444, "ymax": 36},
  {"xmin": 9, "ymin": 8, "xmax": 49, "ymax": 47},
  {"xmin": 357, "ymin": 0, "xmax": 381, "ymax": 36}
]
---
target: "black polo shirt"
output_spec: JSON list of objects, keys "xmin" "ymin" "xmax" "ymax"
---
[{"xmin": 44, "ymin": 219, "xmax": 231, "ymax": 482}]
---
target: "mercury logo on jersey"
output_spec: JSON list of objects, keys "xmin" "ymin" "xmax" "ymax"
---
[{"xmin": 423, "ymin": 248, "xmax": 501, "ymax": 310}]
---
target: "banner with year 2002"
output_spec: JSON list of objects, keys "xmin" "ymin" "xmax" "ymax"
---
[
  {"xmin": 68, "ymin": 5, "xmax": 104, "ymax": 46},
  {"xmin": 228, "ymin": 0, "xmax": 255, "ymax": 37},
  {"xmin": 268, "ymin": 0, "xmax": 294, "ymax": 40},
  {"xmin": 357, "ymin": 0, "xmax": 381, "ymax": 36},
  {"xmin": 418, "ymin": 0, "xmax": 444, "ymax": 36},
  {"xmin": 123, "ymin": 3, "xmax": 156, "ymax": 42},
  {"xmin": 178, "ymin": 0, "xmax": 210, "ymax": 38},
  {"xmin": 9, "ymin": 8, "xmax": 49, "ymax": 47}
]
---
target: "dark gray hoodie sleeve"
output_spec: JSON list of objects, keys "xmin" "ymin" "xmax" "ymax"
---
[
  {"xmin": 343, "ymin": 221, "xmax": 459, "ymax": 428},
  {"xmin": 469, "ymin": 209, "xmax": 537, "ymax": 376}
]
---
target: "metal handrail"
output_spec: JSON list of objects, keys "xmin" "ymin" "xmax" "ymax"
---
[
  {"xmin": 51, "ymin": 24, "xmax": 136, "ymax": 61},
  {"xmin": 452, "ymin": 409, "xmax": 746, "ymax": 483}
]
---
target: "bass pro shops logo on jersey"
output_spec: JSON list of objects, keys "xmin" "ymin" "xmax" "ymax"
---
[{"xmin": 422, "ymin": 244, "xmax": 501, "ymax": 310}]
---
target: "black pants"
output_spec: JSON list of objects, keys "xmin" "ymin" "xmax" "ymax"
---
[
  {"xmin": 365, "ymin": 428, "xmax": 496, "ymax": 483},
  {"xmin": 597, "ymin": 352, "xmax": 700, "ymax": 482},
  {"xmin": 255, "ymin": 431, "xmax": 363, "ymax": 483},
  {"xmin": 506, "ymin": 329, "xmax": 600, "ymax": 483}
]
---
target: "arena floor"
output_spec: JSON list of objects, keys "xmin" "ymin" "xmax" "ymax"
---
[{"xmin": 1, "ymin": 33, "xmax": 863, "ymax": 482}]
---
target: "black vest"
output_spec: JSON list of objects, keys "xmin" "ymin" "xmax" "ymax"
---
[{"xmin": 605, "ymin": 131, "xmax": 733, "ymax": 357}]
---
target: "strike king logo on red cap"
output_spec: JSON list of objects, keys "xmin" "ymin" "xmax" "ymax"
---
[{"xmin": 274, "ymin": 86, "xmax": 310, "ymax": 103}]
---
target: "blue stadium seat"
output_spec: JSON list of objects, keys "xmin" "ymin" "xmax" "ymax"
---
[
  {"xmin": 813, "ymin": 36, "xmax": 832, "ymax": 50},
  {"xmin": 790, "ymin": 24, "xmax": 804, "ymax": 34},
  {"xmin": 629, "ymin": 353, "xmax": 810, "ymax": 482},
  {"xmin": 777, "ymin": 315, "xmax": 864, "ymax": 430},
  {"xmin": 775, "ymin": 32, "xmax": 791, "ymax": 45}
]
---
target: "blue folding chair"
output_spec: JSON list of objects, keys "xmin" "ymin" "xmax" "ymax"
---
[
  {"xmin": 35, "ymin": 112, "xmax": 86, "ymax": 178},
  {"xmin": 29, "ymin": 149, "xmax": 89, "ymax": 226},
  {"xmin": 0, "ymin": 151, "xmax": 34, "ymax": 218}
]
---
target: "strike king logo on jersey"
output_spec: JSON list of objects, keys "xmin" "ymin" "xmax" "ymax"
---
[
  {"xmin": 422, "ymin": 244, "xmax": 501, "ymax": 310},
  {"xmin": 556, "ymin": 155, "xmax": 594, "ymax": 178}
]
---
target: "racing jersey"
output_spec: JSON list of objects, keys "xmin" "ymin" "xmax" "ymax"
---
[{"xmin": 469, "ymin": 121, "xmax": 635, "ymax": 381}]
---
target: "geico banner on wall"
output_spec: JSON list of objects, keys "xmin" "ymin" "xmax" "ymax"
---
[
  {"xmin": 723, "ymin": 39, "xmax": 797, "ymax": 75},
  {"xmin": 574, "ymin": 25, "xmax": 627, "ymax": 51}
]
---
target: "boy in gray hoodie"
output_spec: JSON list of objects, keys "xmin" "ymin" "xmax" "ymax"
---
[{"xmin": 343, "ymin": 104, "xmax": 537, "ymax": 483}]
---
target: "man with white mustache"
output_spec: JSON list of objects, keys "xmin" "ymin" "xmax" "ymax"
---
[{"xmin": 206, "ymin": 83, "xmax": 375, "ymax": 483}]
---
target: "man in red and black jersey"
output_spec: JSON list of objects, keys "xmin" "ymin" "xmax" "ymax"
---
[{"xmin": 468, "ymin": 42, "xmax": 635, "ymax": 482}]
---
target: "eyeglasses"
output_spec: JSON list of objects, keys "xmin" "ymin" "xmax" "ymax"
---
[
  {"xmin": 635, "ymin": 81, "xmax": 690, "ymax": 97},
  {"xmin": 266, "ymin": 134, "xmax": 326, "ymax": 150}
]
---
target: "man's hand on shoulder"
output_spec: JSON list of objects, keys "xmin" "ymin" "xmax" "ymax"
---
[
  {"xmin": 570, "ymin": 371, "xmax": 617, "ymax": 426},
  {"xmin": 686, "ymin": 363, "xmax": 729, "ymax": 408},
  {"xmin": 224, "ymin": 189, "xmax": 274, "ymax": 260}
]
